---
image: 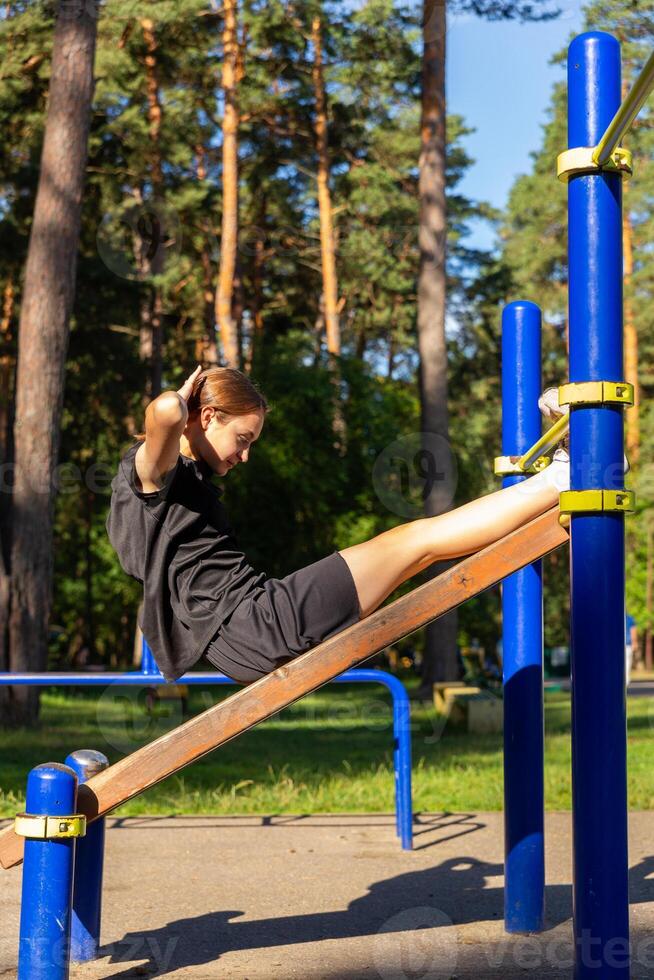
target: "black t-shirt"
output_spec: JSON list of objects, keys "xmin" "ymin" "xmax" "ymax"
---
[{"xmin": 106, "ymin": 443, "xmax": 265, "ymax": 681}]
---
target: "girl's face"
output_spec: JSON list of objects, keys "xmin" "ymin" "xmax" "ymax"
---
[{"xmin": 196, "ymin": 406, "xmax": 265, "ymax": 477}]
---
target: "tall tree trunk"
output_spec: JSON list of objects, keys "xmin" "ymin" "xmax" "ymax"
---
[
  {"xmin": 387, "ymin": 293, "xmax": 402, "ymax": 379},
  {"xmin": 199, "ymin": 245, "xmax": 219, "ymax": 366},
  {"xmin": 646, "ymin": 516, "xmax": 653, "ymax": 672},
  {"xmin": 0, "ymin": 278, "xmax": 15, "ymax": 476},
  {"xmin": 311, "ymin": 14, "xmax": 346, "ymax": 448},
  {"xmin": 141, "ymin": 18, "xmax": 163, "ymax": 190},
  {"xmin": 623, "ymin": 201, "xmax": 639, "ymax": 464},
  {"xmin": 215, "ymin": 0, "xmax": 241, "ymax": 369},
  {"xmin": 139, "ymin": 18, "xmax": 164, "ymax": 399},
  {"xmin": 5, "ymin": 2, "xmax": 98, "ymax": 725},
  {"xmin": 83, "ymin": 486, "xmax": 95, "ymax": 662},
  {"xmin": 311, "ymin": 14, "xmax": 340, "ymax": 357},
  {"xmin": 246, "ymin": 194, "xmax": 268, "ymax": 375},
  {"xmin": 387, "ymin": 330, "xmax": 395, "ymax": 380},
  {"xmin": 0, "ymin": 277, "xmax": 16, "ymax": 710},
  {"xmin": 355, "ymin": 325, "xmax": 366, "ymax": 360},
  {"xmin": 195, "ymin": 142, "xmax": 219, "ymax": 366},
  {"xmin": 0, "ymin": 278, "xmax": 14, "ymax": 711},
  {"xmin": 233, "ymin": 254, "xmax": 245, "ymax": 366},
  {"xmin": 417, "ymin": 0, "xmax": 458, "ymax": 690}
]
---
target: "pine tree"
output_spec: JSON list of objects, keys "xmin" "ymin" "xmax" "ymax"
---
[{"xmin": 5, "ymin": 0, "xmax": 99, "ymax": 724}]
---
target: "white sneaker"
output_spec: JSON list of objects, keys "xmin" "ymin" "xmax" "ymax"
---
[
  {"xmin": 538, "ymin": 387, "xmax": 569, "ymax": 422},
  {"xmin": 539, "ymin": 387, "xmax": 570, "ymax": 459}
]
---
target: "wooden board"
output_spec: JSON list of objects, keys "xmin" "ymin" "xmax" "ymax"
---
[{"xmin": 0, "ymin": 507, "xmax": 568, "ymax": 870}]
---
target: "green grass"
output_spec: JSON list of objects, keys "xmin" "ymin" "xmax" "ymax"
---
[{"xmin": 1, "ymin": 685, "xmax": 653, "ymax": 815}]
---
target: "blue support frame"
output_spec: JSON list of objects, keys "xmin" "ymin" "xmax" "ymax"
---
[
  {"xmin": 17, "ymin": 764, "xmax": 78, "ymax": 980},
  {"xmin": 501, "ymin": 300, "xmax": 545, "ymax": 934},
  {"xmin": 1, "ymin": 655, "xmax": 413, "ymax": 852},
  {"xmin": 567, "ymin": 32, "xmax": 630, "ymax": 977},
  {"xmin": 65, "ymin": 752, "xmax": 108, "ymax": 963}
]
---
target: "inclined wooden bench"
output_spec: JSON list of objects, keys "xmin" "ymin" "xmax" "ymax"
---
[{"xmin": 0, "ymin": 507, "xmax": 568, "ymax": 871}]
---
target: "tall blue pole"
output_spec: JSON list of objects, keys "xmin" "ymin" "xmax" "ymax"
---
[
  {"xmin": 567, "ymin": 33, "xmax": 629, "ymax": 976},
  {"xmin": 17, "ymin": 764, "xmax": 78, "ymax": 980},
  {"xmin": 501, "ymin": 300, "xmax": 545, "ymax": 934},
  {"xmin": 66, "ymin": 751, "xmax": 109, "ymax": 962}
]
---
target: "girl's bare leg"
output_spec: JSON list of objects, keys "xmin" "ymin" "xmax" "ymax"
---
[{"xmin": 339, "ymin": 467, "xmax": 564, "ymax": 619}]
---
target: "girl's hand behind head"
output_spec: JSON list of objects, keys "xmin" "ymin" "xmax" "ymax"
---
[{"xmin": 177, "ymin": 365, "xmax": 203, "ymax": 404}]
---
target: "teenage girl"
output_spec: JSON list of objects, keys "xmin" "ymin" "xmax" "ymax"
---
[{"xmin": 107, "ymin": 366, "xmax": 569, "ymax": 684}]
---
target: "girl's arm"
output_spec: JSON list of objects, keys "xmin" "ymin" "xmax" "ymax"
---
[{"xmin": 135, "ymin": 366, "xmax": 202, "ymax": 492}]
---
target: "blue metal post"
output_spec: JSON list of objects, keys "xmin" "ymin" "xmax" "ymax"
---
[
  {"xmin": 17, "ymin": 764, "xmax": 78, "ymax": 980},
  {"xmin": 385, "ymin": 674, "xmax": 412, "ymax": 851},
  {"xmin": 141, "ymin": 637, "xmax": 161, "ymax": 676},
  {"xmin": 567, "ymin": 32, "xmax": 629, "ymax": 976},
  {"xmin": 501, "ymin": 300, "xmax": 545, "ymax": 934},
  {"xmin": 66, "ymin": 751, "xmax": 109, "ymax": 962}
]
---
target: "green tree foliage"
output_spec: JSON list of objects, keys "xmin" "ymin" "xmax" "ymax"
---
[{"xmin": 0, "ymin": 0, "xmax": 501, "ymax": 668}]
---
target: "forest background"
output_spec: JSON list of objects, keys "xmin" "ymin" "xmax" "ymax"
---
[{"xmin": 0, "ymin": 0, "xmax": 652, "ymax": 724}]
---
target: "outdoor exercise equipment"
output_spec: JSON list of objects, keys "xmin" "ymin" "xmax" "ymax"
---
[
  {"xmin": 499, "ymin": 300, "xmax": 546, "ymax": 935},
  {"xmin": 65, "ymin": 751, "xmax": 108, "ymax": 964},
  {"xmin": 15, "ymin": 765, "xmax": 80, "ymax": 980},
  {"xmin": 0, "ymin": 506, "xmax": 568, "ymax": 875},
  {"xmin": 497, "ymin": 30, "xmax": 648, "ymax": 975},
  {"xmin": 0, "ymin": 654, "xmax": 414, "ymax": 852},
  {"xmin": 4, "ymin": 26, "xmax": 652, "ymax": 980},
  {"xmin": 561, "ymin": 33, "xmax": 633, "ymax": 978}
]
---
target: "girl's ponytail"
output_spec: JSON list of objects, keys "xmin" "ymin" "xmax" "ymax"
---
[{"xmin": 186, "ymin": 373, "xmax": 208, "ymax": 415}]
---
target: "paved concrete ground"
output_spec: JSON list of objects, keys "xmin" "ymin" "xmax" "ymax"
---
[{"xmin": 1, "ymin": 812, "xmax": 654, "ymax": 979}]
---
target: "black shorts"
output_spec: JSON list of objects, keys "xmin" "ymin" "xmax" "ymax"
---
[{"xmin": 203, "ymin": 551, "xmax": 362, "ymax": 684}]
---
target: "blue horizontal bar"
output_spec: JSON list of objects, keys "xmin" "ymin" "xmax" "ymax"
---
[
  {"xmin": 0, "ymin": 669, "xmax": 404, "ymax": 691},
  {"xmin": 0, "ymin": 667, "xmax": 413, "ymax": 850}
]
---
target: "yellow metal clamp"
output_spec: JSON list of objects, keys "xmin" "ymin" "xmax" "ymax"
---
[
  {"xmin": 558, "ymin": 381, "xmax": 634, "ymax": 407},
  {"xmin": 559, "ymin": 489, "xmax": 636, "ymax": 516},
  {"xmin": 14, "ymin": 813, "xmax": 87, "ymax": 840},
  {"xmin": 556, "ymin": 146, "xmax": 633, "ymax": 182},
  {"xmin": 494, "ymin": 455, "xmax": 550, "ymax": 477}
]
